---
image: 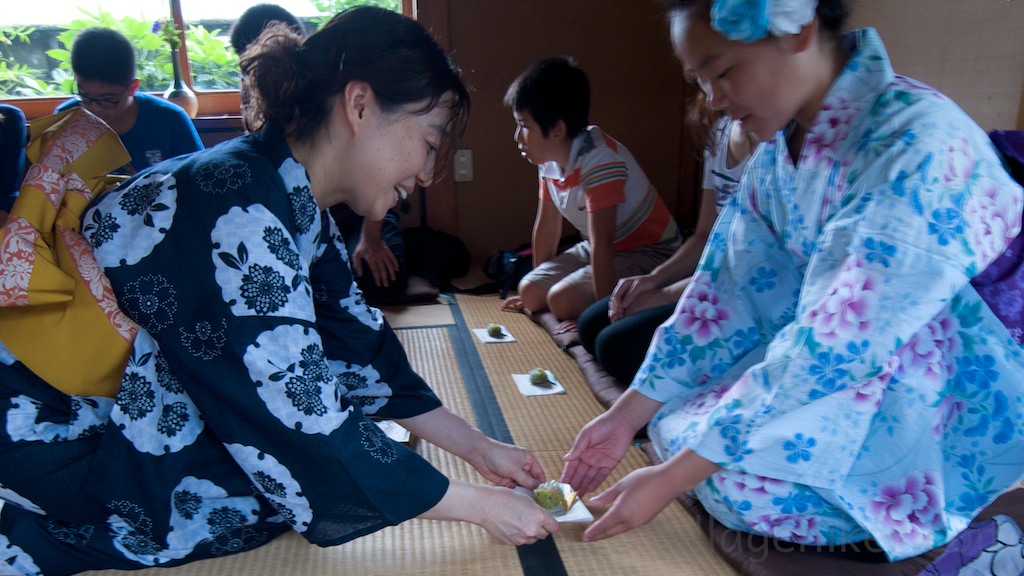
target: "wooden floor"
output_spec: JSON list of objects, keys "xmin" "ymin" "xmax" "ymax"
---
[{"xmin": 82, "ymin": 294, "xmax": 736, "ymax": 576}]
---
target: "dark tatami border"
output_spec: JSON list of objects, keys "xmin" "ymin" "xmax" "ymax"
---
[{"xmin": 446, "ymin": 301, "xmax": 569, "ymax": 576}]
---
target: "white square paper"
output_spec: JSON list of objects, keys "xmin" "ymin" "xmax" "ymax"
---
[
  {"xmin": 472, "ymin": 325, "xmax": 516, "ymax": 343},
  {"xmin": 515, "ymin": 487, "xmax": 594, "ymax": 523},
  {"xmin": 373, "ymin": 419, "xmax": 411, "ymax": 443},
  {"xmin": 512, "ymin": 371, "xmax": 565, "ymax": 396}
]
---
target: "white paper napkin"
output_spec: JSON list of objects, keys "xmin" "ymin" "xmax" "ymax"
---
[
  {"xmin": 512, "ymin": 371, "xmax": 565, "ymax": 396},
  {"xmin": 373, "ymin": 420, "xmax": 411, "ymax": 443},
  {"xmin": 472, "ymin": 325, "xmax": 516, "ymax": 343},
  {"xmin": 515, "ymin": 487, "xmax": 594, "ymax": 523}
]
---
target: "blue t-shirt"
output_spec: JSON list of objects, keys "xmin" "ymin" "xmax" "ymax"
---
[
  {"xmin": 56, "ymin": 92, "xmax": 203, "ymax": 174},
  {"xmin": 0, "ymin": 103, "xmax": 27, "ymax": 211}
]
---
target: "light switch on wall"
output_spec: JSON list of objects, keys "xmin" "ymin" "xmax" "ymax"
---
[{"xmin": 454, "ymin": 149, "xmax": 474, "ymax": 182}]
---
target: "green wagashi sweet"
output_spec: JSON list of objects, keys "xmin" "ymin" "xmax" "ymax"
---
[
  {"xmin": 533, "ymin": 481, "xmax": 564, "ymax": 510},
  {"xmin": 487, "ymin": 323, "xmax": 504, "ymax": 338},
  {"xmin": 528, "ymin": 368, "xmax": 549, "ymax": 385}
]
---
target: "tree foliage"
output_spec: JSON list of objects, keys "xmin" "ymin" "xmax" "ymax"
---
[{"xmin": 0, "ymin": 0, "xmax": 401, "ymax": 98}]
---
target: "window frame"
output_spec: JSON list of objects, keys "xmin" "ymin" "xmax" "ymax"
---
[{"xmin": 4, "ymin": 0, "xmax": 416, "ymax": 121}]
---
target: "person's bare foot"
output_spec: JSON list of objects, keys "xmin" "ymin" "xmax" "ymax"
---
[
  {"xmin": 501, "ymin": 296, "xmax": 526, "ymax": 313},
  {"xmin": 553, "ymin": 320, "xmax": 577, "ymax": 335}
]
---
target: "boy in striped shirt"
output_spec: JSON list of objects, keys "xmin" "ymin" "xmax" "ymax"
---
[{"xmin": 501, "ymin": 56, "xmax": 681, "ymax": 328}]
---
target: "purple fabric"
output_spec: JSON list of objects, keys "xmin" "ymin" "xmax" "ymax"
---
[
  {"xmin": 990, "ymin": 130, "xmax": 1024, "ymax": 168},
  {"xmin": 971, "ymin": 131, "xmax": 1024, "ymax": 344},
  {"xmin": 972, "ymin": 232, "xmax": 1024, "ymax": 345},
  {"xmin": 918, "ymin": 517, "xmax": 998, "ymax": 575},
  {"xmin": 917, "ymin": 514, "xmax": 1024, "ymax": 576}
]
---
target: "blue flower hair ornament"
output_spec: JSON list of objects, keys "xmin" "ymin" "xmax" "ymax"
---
[{"xmin": 711, "ymin": 0, "xmax": 817, "ymax": 43}]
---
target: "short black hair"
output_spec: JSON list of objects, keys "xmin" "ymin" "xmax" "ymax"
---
[
  {"xmin": 230, "ymin": 3, "xmax": 305, "ymax": 55},
  {"xmin": 70, "ymin": 28, "xmax": 135, "ymax": 86},
  {"xmin": 241, "ymin": 5, "xmax": 470, "ymax": 171},
  {"xmin": 504, "ymin": 56, "xmax": 590, "ymax": 139}
]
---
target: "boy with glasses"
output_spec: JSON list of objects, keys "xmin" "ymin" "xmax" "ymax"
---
[{"xmin": 56, "ymin": 27, "xmax": 203, "ymax": 174}]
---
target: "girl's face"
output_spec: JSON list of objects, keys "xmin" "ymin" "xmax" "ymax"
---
[
  {"xmin": 342, "ymin": 93, "xmax": 453, "ymax": 221},
  {"xmin": 671, "ymin": 10, "xmax": 806, "ymax": 141}
]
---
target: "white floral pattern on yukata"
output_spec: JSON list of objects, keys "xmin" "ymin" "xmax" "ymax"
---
[
  {"xmin": 0, "ymin": 123, "xmax": 449, "ymax": 574},
  {"xmin": 637, "ymin": 28, "xmax": 1024, "ymax": 561}
]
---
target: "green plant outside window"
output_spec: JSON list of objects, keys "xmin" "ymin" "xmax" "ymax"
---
[{"xmin": 0, "ymin": 0, "xmax": 402, "ymax": 98}]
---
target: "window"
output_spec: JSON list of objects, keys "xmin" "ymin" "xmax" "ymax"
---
[
  {"xmin": 0, "ymin": 0, "xmax": 409, "ymax": 118},
  {"xmin": 178, "ymin": 0, "xmax": 321, "ymax": 92}
]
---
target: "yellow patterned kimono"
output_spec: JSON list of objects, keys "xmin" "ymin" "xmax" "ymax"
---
[{"xmin": 0, "ymin": 108, "xmax": 137, "ymax": 397}]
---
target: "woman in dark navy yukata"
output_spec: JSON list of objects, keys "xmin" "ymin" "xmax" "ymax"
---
[{"xmin": 0, "ymin": 7, "xmax": 558, "ymax": 574}]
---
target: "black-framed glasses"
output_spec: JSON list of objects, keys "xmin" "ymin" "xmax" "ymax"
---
[{"xmin": 75, "ymin": 88, "xmax": 128, "ymax": 110}]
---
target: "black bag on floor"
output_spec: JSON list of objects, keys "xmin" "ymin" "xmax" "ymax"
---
[
  {"xmin": 402, "ymin": 226, "xmax": 471, "ymax": 290},
  {"xmin": 483, "ymin": 244, "xmax": 533, "ymax": 299}
]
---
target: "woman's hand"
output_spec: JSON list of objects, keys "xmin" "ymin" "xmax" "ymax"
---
[
  {"xmin": 477, "ymin": 485, "xmax": 561, "ymax": 545},
  {"xmin": 421, "ymin": 481, "xmax": 560, "ymax": 546},
  {"xmin": 469, "ymin": 436, "xmax": 547, "ymax": 489},
  {"xmin": 397, "ymin": 408, "xmax": 544, "ymax": 488},
  {"xmin": 560, "ymin": 411, "xmax": 636, "ymax": 496}
]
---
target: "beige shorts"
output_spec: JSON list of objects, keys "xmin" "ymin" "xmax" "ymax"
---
[{"xmin": 521, "ymin": 240, "xmax": 679, "ymax": 307}]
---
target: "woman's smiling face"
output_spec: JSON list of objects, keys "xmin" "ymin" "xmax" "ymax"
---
[{"xmin": 335, "ymin": 92, "xmax": 454, "ymax": 221}]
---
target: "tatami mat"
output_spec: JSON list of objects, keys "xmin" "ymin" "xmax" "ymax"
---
[
  {"xmin": 380, "ymin": 300, "xmax": 456, "ymax": 328},
  {"xmin": 455, "ymin": 293, "xmax": 738, "ymax": 576},
  {"xmin": 82, "ymin": 295, "xmax": 735, "ymax": 575}
]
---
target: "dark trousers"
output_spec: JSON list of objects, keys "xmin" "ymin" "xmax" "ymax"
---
[{"xmin": 577, "ymin": 296, "xmax": 676, "ymax": 385}]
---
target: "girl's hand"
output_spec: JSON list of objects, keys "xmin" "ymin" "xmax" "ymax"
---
[
  {"xmin": 580, "ymin": 464, "xmax": 680, "ymax": 542},
  {"xmin": 619, "ymin": 286, "xmax": 677, "ymax": 317},
  {"xmin": 609, "ymin": 275, "xmax": 657, "ymax": 322},
  {"xmin": 581, "ymin": 449, "xmax": 720, "ymax": 542},
  {"xmin": 560, "ymin": 411, "xmax": 635, "ymax": 495}
]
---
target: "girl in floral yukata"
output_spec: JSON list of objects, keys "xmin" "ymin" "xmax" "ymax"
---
[
  {"xmin": 561, "ymin": 0, "xmax": 1024, "ymax": 562},
  {"xmin": 0, "ymin": 7, "xmax": 558, "ymax": 574}
]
